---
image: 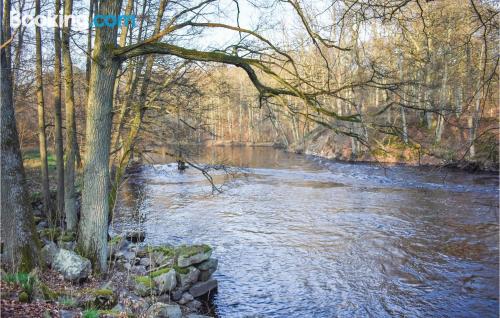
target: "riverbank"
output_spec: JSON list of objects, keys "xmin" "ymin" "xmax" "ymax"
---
[
  {"xmin": 289, "ymin": 127, "xmax": 499, "ymax": 172},
  {"xmin": 2, "ymin": 206, "xmax": 219, "ymax": 318},
  {"xmin": 1, "ymin": 157, "xmax": 218, "ymax": 318}
]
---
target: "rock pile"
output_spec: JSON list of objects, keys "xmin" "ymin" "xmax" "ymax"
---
[{"xmin": 37, "ymin": 227, "xmax": 218, "ymax": 317}]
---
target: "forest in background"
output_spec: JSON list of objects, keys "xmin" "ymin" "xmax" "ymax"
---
[{"xmin": 12, "ymin": 1, "xmax": 499, "ymax": 172}]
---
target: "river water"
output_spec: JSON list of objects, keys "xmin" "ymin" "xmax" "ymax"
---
[{"xmin": 113, "ymin": 147, "xmax": 499, "ymax": 318}]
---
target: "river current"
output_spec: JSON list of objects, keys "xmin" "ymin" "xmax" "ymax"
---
[{"xmin": 113, "ymin": 147, "xmax": 499, "ymax": 318}]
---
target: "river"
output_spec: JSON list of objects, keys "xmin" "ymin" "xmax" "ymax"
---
[{"xmin": 113, "ymin": 146, "xmax": 499, "ymax": 318}]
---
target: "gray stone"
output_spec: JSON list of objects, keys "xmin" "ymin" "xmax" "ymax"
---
[
  {"xmin": 189, "ymin": 279, "xmax": 218, "ymax": 298},
  {"xmin": 178, "ymin": 292, "xmax": 194, "ymax": 305},
  {"xmin": 122, "ymin": 262, "xmax": 132, "ymax": 271},
  {"xmin": 58, "ymin": 240, "xmax": 76, "ymax": 251},
  {"xmin": 131, "ymin": 265, "xmax": 147, "ymax": 275},
  {"xmin": 134, "ymin": 279, "xmax": 153, "ymax": 297},
  {"xmin": 178, "ymin": 266, "xmax": 200, "ymax": 289},
  {"xmin": 164, "ymin": 304, "xmax": 182, "ymax": 318},
  {"xmin": 126, "ymin": 230, "xmax": 145, "ymax": 243},
  {"xmin": 171, "ymin": 289, "xmax": 183, "ymax": 301},
  {"xmin": 196, "ymin": 258, "xmax": 218, "ymax": 281},
  {"xmin": 186, "ymin": 299, "xmax": 202, "ymax": 311},
  {"xmin": 154, "ymin": 269, "xmax": 177, "ymax": 294},
  {"xmin": 36, "ymin": 221, "xmax": 49, "ymax": 230},
  {"xmin": 152, "ymin": 251, "xmax": 173, "ymax": 267},
  {"xmin": 177, "ymin": 245, "xmax": 212, "ymax": 268},
  {"xmin": 144, "ymin": 303, "xmax": 182, "ymax": 318},
  {"xmin": 59, "ymin": 310, "xmax": 79, "ymax": 318},
  {"xmin": 41, "ymin": 241, "xmax": 58, "ymax": 267},
  {"xmin": 122, "ymin": 251, "xmax": 137, "ymax": 262},
  {"xmin": 140, "ymin": 257, "xmax": 152, "ymax": 267},
  {"xmin": 52, "ymin": 249, "xmax": 91, "ymax": 281},
  {"xmin": 108, "ymin": 235, "xmax": 127, "ymax": 258}
]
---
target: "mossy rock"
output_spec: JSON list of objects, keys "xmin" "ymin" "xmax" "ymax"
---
[
  {"xmin": 93, "ymin": 288, "xmax": 116, "ymax": 309},
  {"xmin": 176, "ymin": 244, "xmax": 211, "ymax": 258},
  {"xmin": 94, "ymin": 289, "xmax": 113, "ymax": 297},
  {"xmin": 176, "ymin": 244, "xmax": 212, "ymax": 268},
  {"xmin": 134, "ymin": 276, "xmax": 154, "ymax": 297},
  {"xmin": 145, "ymin": 245, "xmax": 175, "ymax": 257},
  {"xmin": 134, "ymin": 276, "xmax": 154, "ymax": 288}
]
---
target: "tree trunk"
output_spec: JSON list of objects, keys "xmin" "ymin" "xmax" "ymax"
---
[
  {"xmin": 62, "ymin": 0, "xmax": 78, "ymax": 231},
  {"xmin": 78, "ymin": 0, "xmax": 122, "ymax": 272},
  {"xmin": 1, "ymin": 0, "xmax": 40, "ymax": 272},
  {"xmin": 53, "ymin": 0, "xmax": 64, "ymax": 224},
  {"xmin": 109, "ymin": 0, "xmax": 167, "ymax": 217},
  {"xmin": 35, "ymin": 0, "xmax": 51, "ymax": 218}
]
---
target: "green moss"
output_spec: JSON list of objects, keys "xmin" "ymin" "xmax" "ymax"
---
[
  {"xmin": 176, "ymin": 244, "xmax": 212, "ymax": 258},
  {"xmin": 149, "ymin": 268, "xmax": 171, "ymax": 278},
  {"xmin": 19, "ymin": 291, "xmax": 29, "ymax": 302},
  {"xmin": 39, "ymin": 227, "xmax": 62, "ymax": 239},
  {"xmin": 134, "ymin": 276, "xmax": 154, "ymax": 288},
  {"xmin": 173, "ymin": 265, "xmax": 189, "ymax": 275},
  {"xmin": 94, "ymin": 289, "xmax": 113, "ymax": 297},
  {"xmin": 145, "ymin": 245, "xmax": 175, "ymax": 257},
  {"xmin": 59, "ymin": 231, "xmax": 76, "ymax": 242}
]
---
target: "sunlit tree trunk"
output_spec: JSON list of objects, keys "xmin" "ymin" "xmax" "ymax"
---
[
  {"xmin": 78, "ymin": 0, "xmax": 123, "ymax": 272},
  {"xmin": 62, "ymin": 0, "xmax": 78, "ymax": 231},
  {"xmin": 1, "ymin": 0, "xmax": 41, "ymax": 272},
  {"xmin": 53, "ymin": 0, "xmax": 64, "ymax": 223},
  {"xmin": 35, "ymin": 0, "xmax": 51, "ymax": 218}
]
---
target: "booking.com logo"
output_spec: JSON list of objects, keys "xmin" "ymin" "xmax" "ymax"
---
[{"xmin": 11, "ymin": 10, "xmax": 135, "ymax": 30}]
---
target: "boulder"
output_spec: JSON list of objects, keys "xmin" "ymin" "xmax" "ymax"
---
[
  {"xmin": 178, "ymin": 266, "xmax": 200, "ymax": 289},
  {"xmin": 152, "ymin": 251, "xmax": 173, "ymax": 267},
  {"xmin": 52, "ymin": 249, "xmax": 91, "ymax": 281},
  {"xmin": 154, "ymin": 269, "xmax": 177, "ymax": 294},
  {"xmin": 41, "ymin": 241, "xmax": 58, "ymax": 267},
  {"xmin": 189, "ymin": 279, "xmax": 218, "ymax": 298},
  {"xmin": 131, "ymin": 265, "xmax": 147, "ymax": 275},
  {"xmin": 126, "ymin": 230, "xmax": 145, "ymax": 243},
  {"xmin": 144, "ymin": 303, "xmax": 182, "ymax": 318},
  {"xmin": 122, "ymin": 251, "xmax": 137, "ymax": 263},
  {"xmin": 177, "ymin": 245, "xmax": 212, "ymax": 268},
  {"xmin": 93, "ymin": 288, "xmax": 117, "ymax": 309},
  {"xmin": 196, "ymin": 258, "xmax": 218, "ymax": 282},
  {"xmin": 178, "ymin": 292, "xmax": 194, "ymax": 305},
  {"xmin": 164, "ymin": 304, "xmax": 182, "ymax": 318},
  {"xmin": 139, "ymin": 257, "xmax": 152, "ymax": 267},
  {"xmin": 108, "ymin": 235, "xmax": 127, "ymax": 258},
  {"xmin": 134, "ymin": 276, "xmax": 154, "ymax": 297},
  {"xmin": 59, "ymin": 310, "xmax": 79, "ymax": 318},
  {"xmin": 186, "ymin": 299, "xmax": 202, "ymax": 311}
]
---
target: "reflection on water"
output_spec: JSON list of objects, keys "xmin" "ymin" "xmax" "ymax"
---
[{"xmin": 113, "ymin": 147, "xmax": 499, "ymax": 318}]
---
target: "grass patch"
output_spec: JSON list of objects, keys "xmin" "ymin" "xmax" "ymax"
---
[
  {"xmin": 23, "ymin": 150, "xmax": 57, "ymax": 169},
  {"xmin": 82, "ymin": 309, "xmax": 99, "ymax": 318}
]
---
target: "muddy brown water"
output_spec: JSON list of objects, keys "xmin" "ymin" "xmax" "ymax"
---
[{"xmin": 113, "ymin": 147, "xmax": 499, "ymax": 318}]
